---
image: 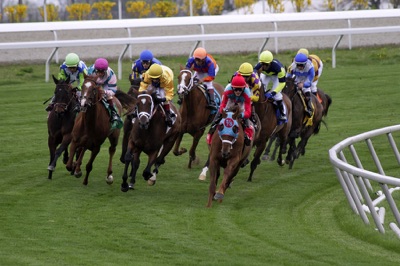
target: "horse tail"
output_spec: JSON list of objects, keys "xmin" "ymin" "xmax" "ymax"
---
[
  {"xmin": 324, "ymin": 93, "xmax": 332, "ymax": 116},
  {"xmin": 115, "ymin": 90, "xmax": 137, "ymax": 111}
]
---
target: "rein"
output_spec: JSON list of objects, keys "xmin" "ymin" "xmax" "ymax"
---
[{"xmin": 137, "ymin": 94, "xmax": 155, "ymax": 120}]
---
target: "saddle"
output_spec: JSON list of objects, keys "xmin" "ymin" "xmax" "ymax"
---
[{"xmin": 295, "ymin": 91, "xmax": 314, "ymax": 126}]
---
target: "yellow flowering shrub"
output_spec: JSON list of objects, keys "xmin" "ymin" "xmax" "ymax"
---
[
  {"xmin": 66, "ymin": 3, "xmax": 92, "ymax": 20},
  {"xmin": 4, "ymin": 5, "xmax": 28, "ymax": 23},
  {"xmin": 92, "ymin": 1, "xmax": 116, "ymax": 20},
  {"xmin": 126, "ymin": 1, "xmax": 151, "ymax": 18},
  {"xmin": 234, "ymin": 0, "xmax": 256, "ymax": 14},
  {"xmin": 38, "ymin": 4, "xmax": 60, "ymax": 21},
  {"xmin": 152, "ymin": 1, "xmax": 179, "ymax": 17},
  {"xmin": 206, "ymin": 0, "xmax": 224, "ymax": 15},
  {"xmin": 267, "ymin": 0, "xmax": 285, "ymax": 13},
  {"xmin": 181, "ymin": 0, "xmax": 204, "ymax": 16},
  {"xmin": 291, "ymin": 0, "xmax": 312, "ymax": 12}
]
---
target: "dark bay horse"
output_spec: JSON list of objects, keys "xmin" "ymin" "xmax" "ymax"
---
[
  {"xmin": 121, "ymin": 85, "xmax": 181, "ymax": 192},
  {"xmin": 262, "ymin": 86, "xmax": 332, "ymax": 162},
  {"xmin": 173, "ymin": 68, "xmax": 225, "ymax": 168},
  {"xmin": 247, "ymin": 86, "xmax": 292, "ymax": 182},
  {"xmin": 283, "ymin": 76, "xmax": 324, "ymax": 169},
  {"xmin": 47, "ymin": 75, "xmax": 77, "ymax": 179},
  {"xmin": 207, "ymin": 107, "xmax": 252, "ymax": 207},
  {"xmin": 66, "ymin": 74, "xmax": 135, "ymax": 185}
]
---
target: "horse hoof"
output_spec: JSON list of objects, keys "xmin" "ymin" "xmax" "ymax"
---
[
  {"xmin": 198, "ymin": 174, "xmax": 206, "ymax": 181},
  {"xmin": 261, "ymin": 155, "xmax": 269, "ymax": 161},
  {"xmin": 147, "ymin": 179, "xmax": 156, "ymax": 186},
  {"xmin": 106, "ymin": 175, "xmax": 114, "ymax": 185},
  {"xmin": 128, "ymin": 183, "xmax": 135, "ymax": 189},
  {"xmin": 74, "ymin": 171, "xmax": 82, "ymax": 178},
  {"xmin": 214, "ymin": 193, "xmax": 224, "ymax": 200},
  {"xmin": 47, "ymin": 165, "xmax": 55, "ymax": 171},
  {"xmin": 121, "ymin": 184, "xmax": 129, "ymax": 192}
]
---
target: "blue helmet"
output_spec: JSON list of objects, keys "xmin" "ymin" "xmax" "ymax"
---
[
  {"xmin": 294, "ymin": 53, "xmax": 308, "ymax": 65},
  {"xmin": 139, "ymin": 50, "xmax": 153, "ymax": 61}
]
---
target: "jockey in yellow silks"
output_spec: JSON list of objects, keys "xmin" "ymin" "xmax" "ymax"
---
[{"xmin": 139, "ymin": 64, "xmax": 175, "ymax": 127}]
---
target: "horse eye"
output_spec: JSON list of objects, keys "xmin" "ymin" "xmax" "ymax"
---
[
  {"xmin": 218, "ymin": 124, "xmax": 224, "ymax": 131},
  {"xmin": 232, "ymin": 125, "xmax": 238, "ymax": 134}
]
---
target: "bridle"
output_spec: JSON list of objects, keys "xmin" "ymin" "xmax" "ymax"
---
[{"xmin": 177, "ymin": 69, "xmax": 194, "ymax": 97}]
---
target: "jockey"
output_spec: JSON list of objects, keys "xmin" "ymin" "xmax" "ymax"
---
[
  {"xmin": 45, "ymin": 52, "xmax": 87, "ymax": 112},
  {"xmin": 254, "ymin": 50, "xmax": 287, "ymax": 121},
  {"xmin": 287, "ymin": 52, "xmax": 315, "ymax": 117},
  {"xmin": 129, "ymin": 49, "xmax": 162, "ymax": 85},
  {"xmin": 207, "ymin": 74, "xmax": 253, "ymax": 146},
  {"xmin": 139, "ymin": 64, "xmax": 175, "ymax": 127},
  {"xmin": 297, "ymin": 48, "xmax": 323, "ymax": 96},
  {"xmin": 234, "ymin": 62, "xmax": 261, "ymax": 124},
  {"xmin": 185, "ymin": 47, "xmax": 219, "ymax": 110},
  {"xmin": 87, "ymin": 58, "xmax": 122, "ymax": 129}
]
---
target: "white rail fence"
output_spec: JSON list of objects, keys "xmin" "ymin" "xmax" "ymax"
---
[
  {"xmin": 0, "ymin": 9, "xmax": 399, "ymax": 82},
  {"xmin": 329, "ymin": 125, "xmax": 400, "ymax": 238}
]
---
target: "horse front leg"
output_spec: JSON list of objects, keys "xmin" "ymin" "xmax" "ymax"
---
[
  {"xmin": 188, "ymin": 130, "xmax": 205, "ymax": 168},
  {"xmin": 105, "ymin": 139, "xmax": 118, "ymax": 185},
  {"xmin": 120, "ymin": 119, "xmax": 132, "ymax": 164},
  {"xmin": 215, "ymin": 164, "xmax": 239, "ymax": 202},
  {"xmin": 198, "ymin": 154, "xmax": 210, "ymax": 181},
  {"xmin": 206, "ymin": 160, "xmax": 219, "ymax": 208},
  {"xmin": 82, "ymin": 147, "xmax": 101, "ymax": 186},
  {"xmin": 172, "ymin": 133, "xmax": 187, "ymax": 156},
  {"xmin": 248, "ymin": 139, "xmax": 267, "ymax": 182},
  {"xmin": 47, "ymin": 138, "xmax": 56, "ymax": 179},
  {"xmin": 143, "ymin": 152, "xmax": 158, "ymax": 184}
]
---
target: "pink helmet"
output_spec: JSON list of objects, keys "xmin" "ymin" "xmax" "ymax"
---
[{"xmin": 94, "ymin": 58, "xmax": 108, "ymax": 70}]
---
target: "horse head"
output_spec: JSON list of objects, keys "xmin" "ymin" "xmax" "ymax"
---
[
  {"xmin": 52, "ymin": 75, "xmax": 75, "ymax": 116},
  {"xmin": 283, "ymin": 75, "xmax": 298, "ymax": 98},
  {"xmin": 136, "ymin": 86, "xmax": 156, "ymax": 129},
  {"xmin": 218, "ymin": 107, "xmax": 241, "ymax": 159},
  {"xmin": 81, "ymin": 73, "xmax": 103, "ymax": 111},
  {"xmin": 177, "ymin": 68, "xmax": 194, "ymax": 100}
]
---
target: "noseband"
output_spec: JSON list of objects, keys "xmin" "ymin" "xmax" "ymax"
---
[{"xmin": 136, "ymin": 94, "xmax": 155, "ymax": 121}]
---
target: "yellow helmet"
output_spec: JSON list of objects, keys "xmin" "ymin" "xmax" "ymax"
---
[
  {"xmin": 297, "ymin": 48, "xmax": 309, "ymax": 57},
  {"xmin": 259, "ymin": 50, "xmax": 273, "ymax": 64},
  {"xmin": 148, "ymin": 64, "xmax": 163, "ymax": 78},
  {"xmin": 238, "ymin": 62, "xmax": 253, "ymax": 76}
]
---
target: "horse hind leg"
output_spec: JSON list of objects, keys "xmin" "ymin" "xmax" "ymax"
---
[
  {"xmin": 198, "ymin": 155, "xmax": 210, "ymax": 181},
  {"xmin": 82, "ymin": 148, "xmax": 100, "ymax": 186}
]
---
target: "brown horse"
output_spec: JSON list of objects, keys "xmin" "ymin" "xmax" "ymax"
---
[
  {"xmin": 262, "ymin": 86, "xmax": 331, "ymax": 161},
  {"xmin": 121, "ymin": 85, "xmax": 181, "ymax": 192},
  {"xmin": 47, "ymin": 75, "xmax": 77, "ymax": 179},
  {"xmin": 207, "ymin": 106, "xmax": 253, "ymax": 207},
  {"xmin": 66, "ymin": 74, "xmax": 135, "ymax": 185},
  {"xmin": 283, "ymin": 76, "xmax": 324, "ymax": 169},
  {"xmin": 173, "ymin": 68, "xmax": 225, "ymax": 168},
  {"xmin": 247, "ymin": 85, "xmax": 292, "ymax": 182}
]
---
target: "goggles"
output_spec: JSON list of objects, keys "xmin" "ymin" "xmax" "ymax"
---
[
  {"xmin": 141, "ymin": 60, "xmax": 151, "ymax": 64},
  {"xmin": 233, "ymin": 87, "xmax": 244, "ymax": 92}
]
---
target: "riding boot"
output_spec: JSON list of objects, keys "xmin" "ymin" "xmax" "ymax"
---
[
  {"xmin": 206, "ymin": 112, "xmax": 222, "ymax": 144},
  {"xmin": 276, "ymin": 100, "xmax": 287, "ymax": 121},
  {"xmin": 207, "ymin": 89, "xmax": 217, "ymax": 110},
  {"xmin": 304, "ymin": 92, "xmax": 313, "ymax": 118},
  {"xmin": 243, "ymin": 119, "xmax": 251, "ymax": 146},
  {"xmin": 163, "ymin": 103, "xmax": 174, "ymax": 127},
  {"xmin": 107, "ymin": 99, "xmax": 123, "ymax": 129},
  {"xmin": 45, "ymin": 96, "xmax": 55, "ymax": 111}
]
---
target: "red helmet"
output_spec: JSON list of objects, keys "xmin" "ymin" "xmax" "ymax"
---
[{"xmin": 231, "ymin": 74, "xmax": 246, "ymax": 88}]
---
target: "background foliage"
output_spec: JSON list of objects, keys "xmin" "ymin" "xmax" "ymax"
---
[{"xmin": 1, "ymin": 46, "xmax": 400, "ymax": 265}]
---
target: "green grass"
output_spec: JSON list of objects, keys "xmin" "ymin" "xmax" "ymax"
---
[{"xmin": 1, "ymin": 46, "xmax": 400, "ymax": 265}]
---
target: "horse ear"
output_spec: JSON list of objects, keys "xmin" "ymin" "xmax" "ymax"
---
[
  {"xmin": 218, "ymin": 123, "xmax": 224, "ymax": 132},
  {"xmin": 65, "ymin": 75, "xmax": 70, "ymax": 84},
  {"xmin": 84, "ymin": 72, "xmax": 88, "ymax": 79},
  {"xmin": 180, "ymin": 64, "xmax": 184, "ymax": 71},
  {"xmin": 52, "ymin": 74, "xmax": 58, "ymax": 84},
  {"xmin": 232, "ymin": 125, "xmax": 238, "ymax": 134}
]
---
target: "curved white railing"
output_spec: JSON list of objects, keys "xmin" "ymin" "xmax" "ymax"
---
[{"xmin": 329, "ymin": 125, "xmax": 400, "ymax": 237}]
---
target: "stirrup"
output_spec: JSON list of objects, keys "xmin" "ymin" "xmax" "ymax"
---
[{"xmin": 305, "ymin": 109, "xmax": 312, "ymax": 117}]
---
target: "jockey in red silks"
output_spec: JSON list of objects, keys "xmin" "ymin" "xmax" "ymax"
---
[{"xmin": 207, "ymin": 74, "xmax": 253, "ymax": 146}]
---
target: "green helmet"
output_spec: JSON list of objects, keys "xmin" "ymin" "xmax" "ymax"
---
[
  {"xmin": 65, "ymin": 53, "xmax": 80, "ymax": 67},
  {"xmin": 259, "ymin": 50, "xmax": 273, "ymax": 64}
]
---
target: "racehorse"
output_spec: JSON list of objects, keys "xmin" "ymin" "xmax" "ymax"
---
[
  {"xmin": 47, "ymin": 75, "xmax": 77, "ymax": 179},
  {"xmin": 121, "ymin": 85, "xmax": 181, "ymax": 192},
  {"xmin": 247, "ymin": 85, "xmax": 292, "ymax": 182},
  {"xmin": 120, "ymin": 81, "xmax": 140, "ymax": 164},
  {"xmin": 206, "ymin": 106, "xmax": 253, "ymax": 207},
  {"xmin": 173, "ymin": 67, "xmax": 225, "ymax": 168},
  {"xmin": 261, "ymin": 86, "xmax": 331, "ymax": 162},
  {"xmin": 283, "ymin": 76, "xmax": 324, "ymax": 169},
  {"xmin": 66, "ymin": 73, "xmax": 135, "ymax": 185}
]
